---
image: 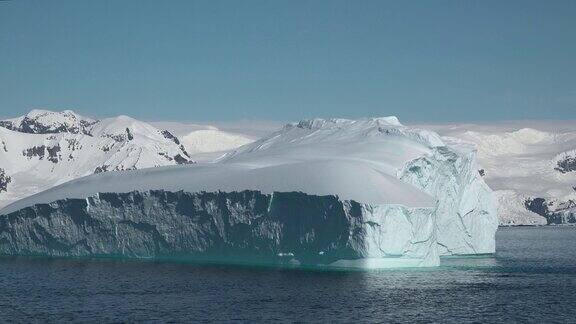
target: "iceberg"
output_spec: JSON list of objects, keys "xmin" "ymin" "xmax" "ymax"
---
[{"xmin": 0, "ymin": 117, "xmax": 498, "ymax": 268}]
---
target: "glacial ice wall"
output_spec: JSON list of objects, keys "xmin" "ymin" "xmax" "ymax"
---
[
  {"xmin": 399, "ymin": 144, "xmax": 498, "ymax": 255},
  {"xmin": 0, "ymin": 190, "xmax": 437, "ymax": 268}
]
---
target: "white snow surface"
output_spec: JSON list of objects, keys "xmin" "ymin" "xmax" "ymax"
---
[
  {"xmin": 150, "ymin": 120, "xmax": 268, "ymax": 156},
  {"xmin": 179, "ymin": 130, "xmax": 253, "ymax": 155}
]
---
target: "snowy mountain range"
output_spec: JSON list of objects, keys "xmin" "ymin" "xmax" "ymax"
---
[
  {"xmin": 0, "ymin": 116, "xmax": 497, "ymax": 268},
  {"xmin": 1, "ymin": 109, "xmax": 574, "ymax": 227},
  {"xmin": 0, "ymin": 109, "xmax": 195, "ymax": 209},
  {"xmin": 420, "ymin": 121, "xmax": 576, "ymax": 225}
]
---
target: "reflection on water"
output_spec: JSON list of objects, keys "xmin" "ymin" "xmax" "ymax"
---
[
  {"xmin": 440, "ymin": 254, "xmax": 499, "ymax": 268},
  {"xmin": 0, "ymin": 227, "xmax": 575, "ymax": 322}
]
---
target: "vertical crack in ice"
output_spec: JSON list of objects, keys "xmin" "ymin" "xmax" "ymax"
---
[{"xmin": 267, "ymin": 192, "xmax": 274, "ymax": 213}]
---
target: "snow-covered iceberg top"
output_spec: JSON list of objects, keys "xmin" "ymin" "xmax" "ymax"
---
[{"xmin": 2, "ymin": 117, "xmax": 444, "ymax": 212}]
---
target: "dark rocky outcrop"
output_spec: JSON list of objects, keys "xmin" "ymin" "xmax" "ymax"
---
[
  {"xmin": 555, "ymin": 155, "xmax": 576, "ymax": 173},
  {"xmin": 174, "ymin": 154, "xmax": 193, "ymax": 165},
  {"xmin": 525, "ymin": 197, "xmax": 576, "ymax": 224},
  {"xmin": 65, "ymin": 138, "xmax": 81, "ymax": 151},
  {"xmin": 160, "ymin": 130, "xmax": 192, "ymax": 160},
  {"xmin": 46, "ymin": 145, "xmax": 61, "ymax": 163},
  {"xmin": 161, "ymin": 130, "xmax": 180, "ymax": 145},
  {"xmin": 22, "ymin": 145, "xmax": 62, "ymax": 164},
  {"xmin": 93, "ymin": 165, "xmax": 137, "ymax": 174},
  {"xmin": 94, "ymin": 165, "xmax": 110, "ymax": 174},
  {"xmin": 126, "ymin": 128, "xmax": 133, "ymax": 141},
  {"xmin": 0, "ymin": 168, "xmax": 11, "ymax": 193}
]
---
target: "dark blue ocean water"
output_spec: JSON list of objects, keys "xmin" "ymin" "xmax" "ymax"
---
[{"xmin": 1, "ymin": 226, "xmax": 575, "ymax": 323}]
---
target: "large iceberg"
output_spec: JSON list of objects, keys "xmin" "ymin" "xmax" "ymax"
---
[{"xmin": 0, "ymin": 117, "xmax": 498, "ymax": 268}]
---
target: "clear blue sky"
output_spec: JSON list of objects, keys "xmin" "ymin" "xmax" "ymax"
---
[{"xmin": 1, "ymin": 0, "xmax": 575, "ymax": 122}]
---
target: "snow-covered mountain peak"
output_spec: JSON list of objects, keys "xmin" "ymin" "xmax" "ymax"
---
[
  {"xmin": 0, "ymin": 110, "xmax": 194, "ymax": 209},
  {"xmin": 93, "ymin": 115, "xmax": 156, "ymax": 136},
  {"xmin": 0, "ymin": 109, "xmax": 97, "ymax": 135},
  {"xmin": 26, "ymin": 109, "xmax": 84, "ymax": 119}
]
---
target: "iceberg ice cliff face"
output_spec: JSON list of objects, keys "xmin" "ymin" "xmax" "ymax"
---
[
  {"xmin": 0, "ymin": 117, "xmax": 497, "ymax": 268},
  {"xmin": 0, "ymin": 190, "xmax": 436, "ymax": 268},
  {"xmin": 399, "ymin": 143, "xmax": 498, "ymax": 255}
]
